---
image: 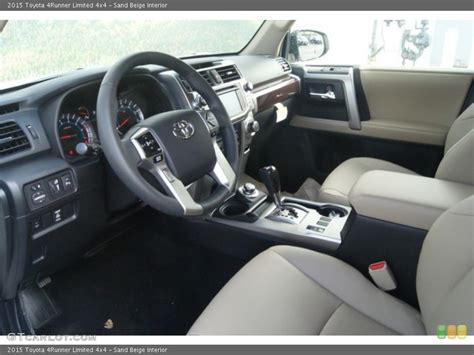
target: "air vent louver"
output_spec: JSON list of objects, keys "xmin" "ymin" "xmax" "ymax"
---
[
  {"xmin": 199, "ymin": 71, "xmax": 214, "ymax": 86},
  {"xmin": 276, "ymin": 57, "xmax": 292, "ymax": 73},
  {"xmin": 0, "ymin": 103, "xmax": 20, "ymax": 116},
  {"xmin": 0, "ymin": 121, "xmax": 31, "ymax": 157},
  {"xmin": 215, "ymin": 65, "xmax": 241, "ymax": 83}
]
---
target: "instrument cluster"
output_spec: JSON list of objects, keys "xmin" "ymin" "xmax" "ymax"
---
[{"xmin": 57, "ymin": 76, "xmax": 170, "ymax": 160}]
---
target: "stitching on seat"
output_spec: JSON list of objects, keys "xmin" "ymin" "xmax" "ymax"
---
[{"xmin": 269, "ymin": 249, "xmax": 406, "ymax": 334}]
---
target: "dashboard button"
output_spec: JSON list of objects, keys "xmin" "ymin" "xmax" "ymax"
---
[
  {"xmin": 41, "ymin": 212, "xmax": 53, "ymax": 229},
  {"xmin": 31, "ymin": 183, "xmax": 42, "ymax": 192},
  {"xmin": 62, "ymin": 202, "xmax": 74, "ymax": 218},
  {"xmin": 31, "ymin": 191, "xmax": 47, "ymax": 205},
  {"xmin": 31, "ymin": 218, "xmax": 42, "ymax": 233},
  {"xmin": 48, "ymin": 178, "xmax": 62, "ymax": 196},
  {"xmin": 52, "ymin": 208, "xmax": 63, "ymax": 223},
  {"xmin": 61, "ymin": 173, "xmax": 74, "ymax": 192}
]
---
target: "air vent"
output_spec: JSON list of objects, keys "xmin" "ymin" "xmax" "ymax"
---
[
  {"xmin": 199, "ymin": 71, "xmax": 214, "ymax": 86},
  {"xmin": 215, "ymin": 65, "xmax": 241, "ymax": 83},
  {"xmin": 191, "ymin": 61, "xmax": 221, "ymax": 70},
  {"xmin": 0, "ymin": 121, "xmax": 31, "ymax": 157},
  {"xmin": 0, "ymin": 103, "xmax": 20, "ymax": 116},
  {"xmin": 276, "ymin": 57, "xmax": 292, "ymax": 73}
]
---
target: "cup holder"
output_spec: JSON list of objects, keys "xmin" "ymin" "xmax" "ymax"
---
[
  {"xmin": 318, "ymin": 205, "xmax": 348, "ymax": 218},
  {"xmin": 219, "ymin": 200, "xmax": 249, "ymax": 217}
]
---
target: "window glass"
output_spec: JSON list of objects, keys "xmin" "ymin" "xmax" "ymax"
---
[
  {"xmin": 291, "ymin": 18, "xmax": 473, "ymax": 69},
  {"xmin": 0, "ymin": 20, "xmax": 263, "ymax": 86}
]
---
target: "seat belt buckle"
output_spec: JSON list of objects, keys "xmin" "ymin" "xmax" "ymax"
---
[{"xmin": 368, "ymin": 261, "xmax": 397, "ymax": 291}]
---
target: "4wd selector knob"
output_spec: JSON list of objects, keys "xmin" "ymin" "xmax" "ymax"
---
[
  {"xmin": 246, "ymin": 120, "xmax": 260, "ymax": 135},
  {"xmin": 243, "ymin": 183, "xmax": 256, "ymax": 195}
]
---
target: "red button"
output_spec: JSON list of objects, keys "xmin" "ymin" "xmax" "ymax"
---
[{"xmin": 369, "ymin": 261, "xmax": 386, "ymax": 271}]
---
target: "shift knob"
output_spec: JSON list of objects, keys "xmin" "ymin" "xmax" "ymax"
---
[{"xmin": 259, "ymin": 165, "xmax": 282, "ymax": 209}]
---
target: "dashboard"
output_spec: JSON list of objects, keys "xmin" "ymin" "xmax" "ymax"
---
[
  {"xmin": 56, "ymin": 75, "xmax": 172, "ymax": 160},
  {"xmin": 0, "ymin": 54, "xmax": 298, "ymax": 301}
]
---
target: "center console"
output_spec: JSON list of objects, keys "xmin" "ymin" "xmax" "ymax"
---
[
  {"xmin": 212, "ymin": 166, "xmax": 352, "ymax": 252},
  {"xmin": 349, "ymin": 170, "xmax": 474, "ymax": 231}
]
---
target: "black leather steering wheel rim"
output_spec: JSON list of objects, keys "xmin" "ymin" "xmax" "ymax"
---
[{"xmin": 97, "ymin": 51, "xmax": 238, "ymax": 216}]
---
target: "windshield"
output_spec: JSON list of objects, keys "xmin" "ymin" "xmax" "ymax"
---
[{"xmin": 0, "ymin": 20, "xmax": 263, "ymax": 87}]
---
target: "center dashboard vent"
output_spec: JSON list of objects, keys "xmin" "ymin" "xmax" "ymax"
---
[
  {"xmin": 198, "ymin": 64, "xmax": 241, "ymax": 87},
  {"xmin": 276, "ymin": 57, "xmax": 292, "ymax": 73},
  {"xmin": 0, "ymin": 102, "xmax": 20, "ymax": 116},
  {"xmin": 0, "ymin": 121, "xmax": 31, "ymax": 157},
  {"xmin": 214, "ymin": 65, "xmax": 241, "ymax": 83},
  {"xmin": 179, "ymin": 64, "xmax": 242, "ymax": 92}
]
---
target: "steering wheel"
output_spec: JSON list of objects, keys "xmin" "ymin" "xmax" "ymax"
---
[{"xmin": 97, "ymin": 52, "xmax": 238, "ymax": 217}]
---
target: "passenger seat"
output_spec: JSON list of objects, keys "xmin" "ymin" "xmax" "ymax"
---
[{"xmin": 319, "ymin": 104, "xmax": 474, "ymax": 206}]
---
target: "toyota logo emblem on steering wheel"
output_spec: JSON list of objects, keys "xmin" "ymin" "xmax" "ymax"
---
[{"xmin": 172, "ymin": 120, "xmax": 195, "ymax": 140}]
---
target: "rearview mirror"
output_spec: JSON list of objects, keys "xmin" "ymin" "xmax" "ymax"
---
[{"xmin": 288, "ymin": 30, "xmax": 329, "ymax": 62}]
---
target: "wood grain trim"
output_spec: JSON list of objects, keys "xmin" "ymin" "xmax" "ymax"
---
[{"xmin": 253, "ymin": 76, "xmax": 300, "ymax": 112}]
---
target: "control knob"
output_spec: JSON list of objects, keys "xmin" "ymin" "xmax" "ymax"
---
[
  {"xmin": 243, "ymin": 183, "xmax": 256, "ymax": 196},
  {"xmin": 244, "ymin": 82, "xmax": 254, "ymax": 91},
  {"xmin": 246, "ymin": 119, "xmax": 260, "ymax": 135}
]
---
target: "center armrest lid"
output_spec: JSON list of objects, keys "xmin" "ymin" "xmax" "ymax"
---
[{"xmin": 349, "ymin": 170, "xmax": 474, "ymax": 230}]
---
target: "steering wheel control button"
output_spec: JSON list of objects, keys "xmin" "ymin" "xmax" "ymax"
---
[
  {"xmin": 153, "ymin": 154, "xmax": 164, "ymax": 164},
  {"xmin": 161, "ymin": 168, "xmax": 175, "ymax": 182},
  {"xmin": 137, "ymin": 132, "xmax": 162, "ymax": 158}
]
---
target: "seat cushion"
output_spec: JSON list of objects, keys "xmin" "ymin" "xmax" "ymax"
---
[
  {"xmin": 416, "ymin": 196, "xmax": 474, "ymax": 335},
  {"xmin": 319, "ymin": 157, "xmax": 417, "ymax": 206},
  {"xmin": 188, "ymin": 246, "xmax": 425, "ymax": 335}
]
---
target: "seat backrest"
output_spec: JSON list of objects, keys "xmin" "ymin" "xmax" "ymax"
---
[
  {"xmin": 416, "ymin": 195, "xmax": 474, "ymax": 335},
  {"xmin": 435, "ymin": 104, "xmax": 474, "ymax": 185}
]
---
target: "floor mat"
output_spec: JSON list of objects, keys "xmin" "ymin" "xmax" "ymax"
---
[{"xmin": 37, "ymin": 220, "xmax": 244, "ymax": 335}]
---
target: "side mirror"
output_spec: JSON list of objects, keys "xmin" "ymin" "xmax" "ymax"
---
[{"xmin": 288, "ymin": 30, "xmax": 329, "ymax": 62}]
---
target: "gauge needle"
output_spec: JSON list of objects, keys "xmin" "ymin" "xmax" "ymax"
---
[
  {"xmin": 60, "ymin": 134, "xmax": 78, "ymax": 140},
  {"xmin": 117, "ymin": 118, "xmax": 130, "ymax": 129}
]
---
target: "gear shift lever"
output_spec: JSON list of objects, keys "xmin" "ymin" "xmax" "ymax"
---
[{"xmin": 259, "ymin": 166, "xmax": 283, "ymax": 210}]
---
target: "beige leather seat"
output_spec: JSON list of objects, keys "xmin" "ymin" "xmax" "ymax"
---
[
  {"xmin": 188, "ymin": 196, "xmax": 473, "ymax": 335},
  {"xmin": 319, "ymin": 104, "xmax": 474, "ymax": 206}
]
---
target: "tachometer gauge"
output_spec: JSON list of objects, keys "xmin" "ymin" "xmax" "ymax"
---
[
  {"xmin": 58, "ymin": 113, "xmax": 95, "ymax": 157},
  {"xmin": 116, "ymin": 98, "xmax": 144, "ymax": 135}
]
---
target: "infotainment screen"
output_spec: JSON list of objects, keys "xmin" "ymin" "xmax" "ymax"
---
[{"xmin": 219, "ymin": 90, "xmax": 243, "ymax": 117}]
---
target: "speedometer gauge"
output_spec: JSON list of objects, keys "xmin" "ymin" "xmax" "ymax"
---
[
  {"xmin": 116, "ymin": 98, "xmax": 144, "ymax": 135},
  {"xmin": 58, "ymin": 113, "xmax": 95, "ymax": 157}
]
